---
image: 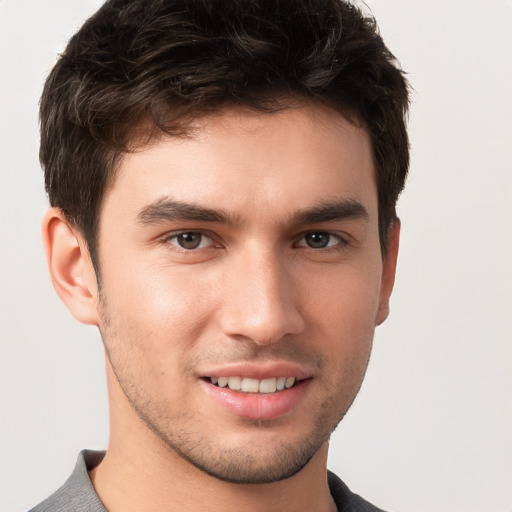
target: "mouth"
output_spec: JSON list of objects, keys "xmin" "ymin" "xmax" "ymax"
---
[
  {"xmin": 207, "ymin": 376, "xmax": 299, "ymax": 394},
  {"xmin": 200, "ymin": 369, "xmax": 312, "ymax": 420}
]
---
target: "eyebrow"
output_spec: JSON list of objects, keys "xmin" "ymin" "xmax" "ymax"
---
[
  {"xmin": 290, "ymin": 199, "xmax": 369, "ymax": 225},
  {"xmin": 136, "ymin": 196, "xmax": 369, "ymax": 227},
  {"xmin": 137, "ymin": 197, "xmax": 241, "ymax": 226}
]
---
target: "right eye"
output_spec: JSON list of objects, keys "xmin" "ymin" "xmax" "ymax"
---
[{"xmin": 167, "ymin": 231, "xmax": 214, "ymax": 250}]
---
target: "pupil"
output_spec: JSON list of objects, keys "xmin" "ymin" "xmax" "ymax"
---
[
  {"xmin": 178, "ymin": 232, "xmax": 201, "ymax": 249},
  {"xmin": 306, "ymin": 232, "xmax": 329, "ymax": 248}
]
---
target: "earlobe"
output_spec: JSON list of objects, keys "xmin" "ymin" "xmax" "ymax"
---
[
  {"xmin": 42, "ymin": 208, "xmax": 100, "ymax": 325},
  {"xmin": 376, "ymin": 219, "xmax": 401, "ymax": 326}
]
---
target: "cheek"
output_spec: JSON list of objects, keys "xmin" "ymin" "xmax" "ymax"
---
[
  {"xmin": 100, "ymin": 261, "xmax": 220, "ymax": 359},
  {"xmin": 305, "ymin": 261, "xmax": 382, "ymax": 379},
  {"xmin": 308, "ymin": 261, "xmax": 382, "ymax": 329}
]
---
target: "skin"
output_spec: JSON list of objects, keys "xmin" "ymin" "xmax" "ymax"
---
[{"xmin": 43, "ymin": 101, "xmax": 399, "ymax": 512}]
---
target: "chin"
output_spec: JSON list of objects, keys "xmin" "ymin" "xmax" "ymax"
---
[{"xmin": 169, "ymin": 438, "xmax": 321, "ymax": 484}]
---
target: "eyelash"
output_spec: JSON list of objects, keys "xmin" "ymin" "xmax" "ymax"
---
[{"xmin": 162, "ymin": 230, "xmax": 348, "ymax": 252}]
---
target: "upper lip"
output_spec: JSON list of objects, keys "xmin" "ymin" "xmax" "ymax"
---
[{"xmin": 198, "ymin": 361, "xmax": 313, "ymax": 381}]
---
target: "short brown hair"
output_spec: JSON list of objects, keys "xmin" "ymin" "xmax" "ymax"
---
[{"xmin": 40, "ymin": 0, "xmax": 409, "ymax": 270}]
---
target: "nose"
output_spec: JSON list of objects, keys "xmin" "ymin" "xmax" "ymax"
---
[{"xmin": 218, "ymin": 246, "xmax": 305, "ymax": 345}]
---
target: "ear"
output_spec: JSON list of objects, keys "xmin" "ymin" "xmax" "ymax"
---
[
  {"xmin": 375, "ymin": 219, "xmax": 400, "ymax": 326},
  {"xmin": 42, "ymin": 208, "xmax": 100, "ymax": 325}
]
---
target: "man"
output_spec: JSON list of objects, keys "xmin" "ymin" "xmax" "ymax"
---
[{"xmin": 32, "ymin": 0, "xmax": 409, "ymax": 510}]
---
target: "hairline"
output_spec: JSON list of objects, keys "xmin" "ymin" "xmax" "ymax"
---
[{"xmin": 78, "ymin": 98, "xmax": 393, "ymax": 282}]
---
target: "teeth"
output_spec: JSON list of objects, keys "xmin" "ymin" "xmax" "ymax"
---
[
  {"xmin": 285, "ymin": 377, "xmax": 296, "ymax": 389},
  {"xmin": 241, "ymin": 378, "xmax": 259, "ymax": 393},
  {"xmin": 227, "ymin": 376, "xmax": 242, "ymax": 391},
  {"xmin": 259, "ymin": 378, "xmax": 277, "ymax": 394},
  {"xmin": 210, "ymin": 376, "xmax": 297, "ymax": 393}
]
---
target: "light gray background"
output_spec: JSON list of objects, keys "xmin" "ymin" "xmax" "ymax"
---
[{"xmin": 1, "ymin": 1, "xmax": 511, "ymax": 511}]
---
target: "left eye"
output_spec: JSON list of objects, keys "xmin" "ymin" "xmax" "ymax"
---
[
  {"xmin": 168, "ymin": 232, "xmax": 212, "ymax": 250},
  {"xmin": 297, "ymin": 232, "xmax": 341, "ymax": 249}
]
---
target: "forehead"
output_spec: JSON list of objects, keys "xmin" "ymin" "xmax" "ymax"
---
[{"xmin": 103, "ymin": 101, "xmax": 377, "ymax": 225}]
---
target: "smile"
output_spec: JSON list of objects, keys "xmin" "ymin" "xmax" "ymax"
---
[{"xmin": 210, "ymin": 376, "xmax": 297, "ymax": 394}]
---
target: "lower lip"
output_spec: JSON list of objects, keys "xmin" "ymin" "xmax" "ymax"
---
[{"xmin": 200, "ymin": 379, "xmax": 311, "ymax": 421}]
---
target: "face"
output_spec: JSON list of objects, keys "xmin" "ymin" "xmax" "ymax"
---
[{"xmin": 93, "ymin": 102, "xmax": 396, "ymax": 484}]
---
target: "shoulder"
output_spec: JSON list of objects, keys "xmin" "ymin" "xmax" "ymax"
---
[
  {"xmin": 328, "ymin": 471, "xmax": 390, "ymax": 512},
  {"xmin": 28, "ymin": 451, "xmax": 106, "ymax": 512}
]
